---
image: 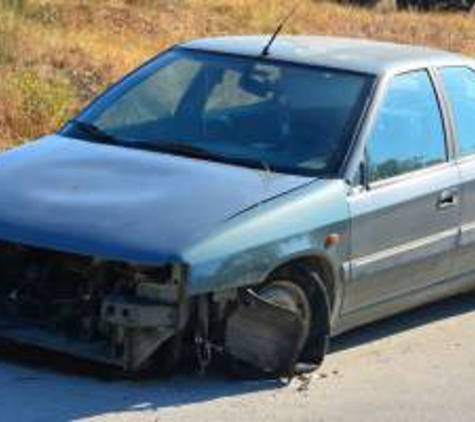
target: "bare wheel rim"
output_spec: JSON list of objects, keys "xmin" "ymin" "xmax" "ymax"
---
[{"xmin": 258, "ymin": 280, "xmax": 312, "ymax": 344}]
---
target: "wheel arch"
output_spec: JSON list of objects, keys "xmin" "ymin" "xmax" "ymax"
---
[{"xmin": 262, "ymin": 253, "xmax": 343, "ymax": 321}]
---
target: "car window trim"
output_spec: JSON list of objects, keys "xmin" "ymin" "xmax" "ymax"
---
[
  {"xmin": 367, "ymin": 161, "xmax": 457, "ymax": 191},
  {"xmin": 427, "ymin": 67, "xmax": 457, "ymax": 161},
  {"xmin": 338, "ymin": 73, "xmax": 379, "ymax": 182}
]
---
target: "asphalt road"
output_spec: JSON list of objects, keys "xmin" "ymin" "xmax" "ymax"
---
[{"xmin": 1, "ymin": 294, "xmax": 475, "ymax": 422}]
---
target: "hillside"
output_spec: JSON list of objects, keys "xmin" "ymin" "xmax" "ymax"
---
[{"xmin": 1, "ymin": 0, "xmax": 475, "ymax": 148}]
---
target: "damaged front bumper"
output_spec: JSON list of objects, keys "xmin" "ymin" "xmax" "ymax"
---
[{"xmin": 0, "ymin": 240, "xmax": 190, "ymax": 373}]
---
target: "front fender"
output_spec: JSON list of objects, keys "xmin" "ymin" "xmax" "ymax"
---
[{"xmin": 183, "ymin": 180, "xmax": 351, "ymax": 312}]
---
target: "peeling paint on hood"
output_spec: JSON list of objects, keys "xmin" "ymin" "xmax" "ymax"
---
[{"xmin": 0, "ymin": 135, "xmax": 312, "ymax": 264}]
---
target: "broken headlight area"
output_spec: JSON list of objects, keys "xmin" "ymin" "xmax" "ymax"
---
[{"xmin": 0, "ymin": 240, "xmax": 188, "ymax": 373}]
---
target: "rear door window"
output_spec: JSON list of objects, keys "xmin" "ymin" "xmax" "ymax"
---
[{"xmin": 439, "ymin": 66, "xmax": 475, "ymax": 157}]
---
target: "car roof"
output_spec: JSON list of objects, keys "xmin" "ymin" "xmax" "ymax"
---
[{"xmin": 181, "ymin": 35, "xmax": 470, "ymax": 76}]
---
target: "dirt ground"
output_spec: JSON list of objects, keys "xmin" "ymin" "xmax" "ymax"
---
[{"xmin": 1, "ymin": 293, "xmax": 475, "ymax": 422}]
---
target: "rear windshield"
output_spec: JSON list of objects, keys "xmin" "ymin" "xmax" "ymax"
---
[{"xmin": 62, "ymin": 48, "xmax": 374, "ymax": 176}]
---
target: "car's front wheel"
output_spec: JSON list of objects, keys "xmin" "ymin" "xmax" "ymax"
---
[{"xmin": 224, "ymin": 267, "xmax": 330, "ymax": 378}]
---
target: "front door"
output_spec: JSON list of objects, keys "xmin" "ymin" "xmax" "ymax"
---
[{"xmin": 344, "ymin": 69, "xmax": 460, "ymax": 314}]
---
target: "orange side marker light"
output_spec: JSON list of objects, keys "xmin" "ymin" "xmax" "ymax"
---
[{"xmin": 325, "ymin": 233, "xmax": 341, "ymax": 249}]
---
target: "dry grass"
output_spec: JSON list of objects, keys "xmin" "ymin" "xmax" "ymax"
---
[{"xmin": 1, "ymin": 0, "xmax": 475, "ymax": 148}]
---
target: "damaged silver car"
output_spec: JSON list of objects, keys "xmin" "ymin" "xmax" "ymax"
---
[{"xmin": 1, "ymin": 35, "xmax": 474, "ymax": 378}]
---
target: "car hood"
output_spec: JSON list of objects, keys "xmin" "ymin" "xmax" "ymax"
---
[{"xmin": 0, "ymin": 135, "xmax": 313, "ymax": 263}]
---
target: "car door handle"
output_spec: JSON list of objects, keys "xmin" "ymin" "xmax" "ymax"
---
[{"xmin": 437, "ymin": 188, "xmax": 458, "ymax": 210}]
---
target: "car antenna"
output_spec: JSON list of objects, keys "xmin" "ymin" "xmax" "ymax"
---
[{"xmin": 260, "ymin": 3, "xmax": 300, "ymax": 57}]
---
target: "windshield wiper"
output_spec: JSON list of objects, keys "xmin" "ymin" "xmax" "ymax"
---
[
  {"xmin": 135, "ymin": 141, "xmax": 277, "ymax": 175},
  {"xmin": 67, "ymin": 123, "xmax": 277, "ymax": 172},
  {"xmin": 69, "ymin": 120, "xmax": 120, "ymax": 144},
  {"xmin": 68, "ymin": 122, "xmax": 227, "ymax": 161},
  {"xmin": 69, "ymin": 124, "xmax": 221, "ymax": 160},
  {"xmin": 130, "ymin": 141, "xmax": 227, "ymax": 160}
]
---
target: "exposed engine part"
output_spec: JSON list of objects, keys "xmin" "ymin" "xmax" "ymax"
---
[
  {"xmin": 0, "ymin": 240, "xmax": 188, "ymax": 373},
  {"xmin": 102, "ymin": 296, "xmax": 178, "ymax": 329},
  {"xmin": 106, "ymin": 264, "xmax": 190, "ymax": 372}
]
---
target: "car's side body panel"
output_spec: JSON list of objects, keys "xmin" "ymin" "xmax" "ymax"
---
[
  {"xmin": 345, "ymin": 164, "xmax": 460, "ymax": 313},
  {"xmin": 334, "ymin": 62, "xmax": 473, "ymax": 335},
  {"xmin": 334, "ymin": 263, "xmax": 475, "ymax": 335}
]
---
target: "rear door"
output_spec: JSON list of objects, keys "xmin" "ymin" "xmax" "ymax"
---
[
  {"xmin": 344, "ymin": 69, "xmax": 460, "ymax": 314},
  {"xmin": 439, "ymin": 66, "xmax": 475, "ymax": 279}
]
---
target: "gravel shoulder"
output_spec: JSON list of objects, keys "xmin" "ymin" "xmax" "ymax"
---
[{"xmin": 1, "ymin": 294, "xmax": 475, "ymax": 422}]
